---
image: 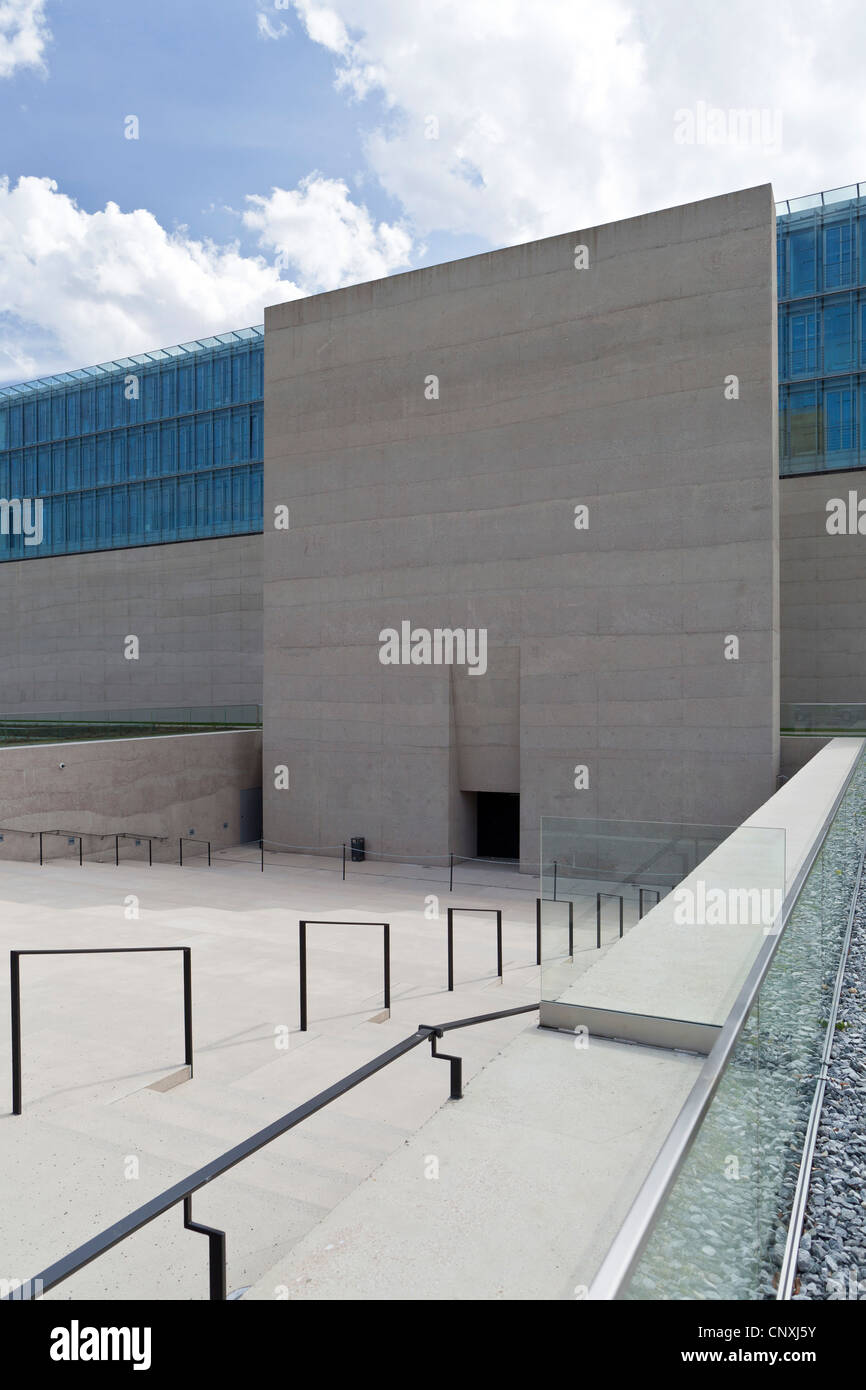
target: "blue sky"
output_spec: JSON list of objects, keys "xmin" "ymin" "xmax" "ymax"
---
[
  {"xmin": 2, "ymin": 1, "xmax": 478, "ymax": 268},
  {"xmin": 1, "ymin": 0, "xmax": 865, "ymax": 384}
]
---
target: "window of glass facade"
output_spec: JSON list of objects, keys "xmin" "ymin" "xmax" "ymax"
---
[
  {"xmin": 778, "ymin": 189, "xmax": 866, "ymax": 474},
  {"xmin": 0, "ymin": 327, "xmax": 264, "ymax": 561}
]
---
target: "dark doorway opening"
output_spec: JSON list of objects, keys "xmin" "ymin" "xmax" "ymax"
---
[
  {"xmin": 239, "ymin": 787, "xmax": 263, "ymax": 844},
  {"xmin": 476, "ymin": 792, "xmax": 520, "ymax": 860}
]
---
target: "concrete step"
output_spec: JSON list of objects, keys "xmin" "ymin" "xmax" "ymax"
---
[{"xmin": 11, "ymin": 986, "xmax": 535, "ymax": 1301}]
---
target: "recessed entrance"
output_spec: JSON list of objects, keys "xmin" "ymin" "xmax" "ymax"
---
[{"xmin": 476, "ymin": 792, "xmax": 520, "ymax": 860}]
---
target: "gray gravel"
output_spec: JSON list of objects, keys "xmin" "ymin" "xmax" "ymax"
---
[
  {"xmin": 625, "ymin": 777, "xmax": 866, "ymax": 1301},
  {"xmin": 794, "ymin": 884, "xmax": 866, "ymax": 1301}
]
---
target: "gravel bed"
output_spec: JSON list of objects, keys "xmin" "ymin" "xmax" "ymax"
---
[{"xmin": 794, "ymin": 884, "xmax": 866, "ymax": 1301}]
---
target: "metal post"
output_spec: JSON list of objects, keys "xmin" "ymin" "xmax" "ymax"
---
[
  {"xmin": 449, "ymin": 852, "xmax": 453, "ymax": 893},
  {"xmin": 38, "ymin": 832, "xmax": 43, "ymax": 867},
  {"xmin": 299, "ymin": 921, "xmax": 308, "ymax": 1030},
  {"xmin": 207, "ymin": 1228, "xmax": 227, "ymax": 1300},
  {"xmin": 496, "ymin": 910, "xmax": 503, "ymax": 979},
  {"xmin": 447, "ymin": 908, "xmax": 454, "ymax": 991},
  {"xmin": 619, "ymin": 896, "xmax": 624, "ymax": 939},
  {"xmin": 535, "ymin": 898, "xmax": 542, "ymax": 966},
  {"xmin": 207, "ymin": 840, "xmax": 211, "ymax": 868},
  {"xmin": 596, "ymin": 892, "xmax": 601, "ymax": 949},
  {"xmin": 148, "ymin": 838, "xmax": 153, "ymax": 868},
  {"xmin": 342, "ymin": 843, "xmax": 346, "ymax": 881},
  {"xmin": 430, "ymin": 1034, "xmax": 463, "ymax": 1100},
  {"xmin": 553, "ymin": 860, "xmax": 558, "ymax": 901},
  {"xmin": 179, "ymin": 838, "xmax": 183, "ymax": 867},
  {"xmin": 449, "ymin": 1054, "xmax": 463, "ymax": 1100},
  {"xmin": 115, "ymin": 834, "xmax": 119, "ymax": 868},
  {"xmin": 639, "ymin": 887, "xmax": 661, "ymax": 918},
  {"xmin": 184, "ymin": 1198, "xmax": 227, "ymax": 1301},
  {"xmin": 78, "ymin": 836, "xmax": 83, "ymax": 868},
  {"xmin": 568, "ymin": 900, "xmax": 574, "ymax": 958},
  {"xmin": 11, "ymin": 952, "xmax": 21, "ymax": 1116},
  {"xmin": 383, "ymin": 924, "xmax": 391, "ymax": 1014},
  {"xmin": 261, "ymin": 838, "xmax": 264, "ymax": 873},
  {"xmin": 182, "ymin": 948, "xmax": 193, "ymax": 1077}
]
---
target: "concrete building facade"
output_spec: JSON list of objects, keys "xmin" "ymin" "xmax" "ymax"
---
[
  {"xmin": 9, "ymin": 180, "xmax": 866, "ymax": 862},
  {"xmin": 0, "ymin": 535, "xmax": 262, "ymax": 714},
  {"xmin": 781, "ymin": 466, "xmax": 866, "ymax": 705},
  {"xmin": 263, "ymin": 185, "xmax": 780, "ymax": 859}
]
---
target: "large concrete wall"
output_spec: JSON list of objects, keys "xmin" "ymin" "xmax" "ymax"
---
[
  {"xmin": 0, "ymin": 535, "xmax": 262, "ymax": 714},
  {"xmin": 0, "ymin": 729, "xmax": 262, "ymax": 859},
  {"xmin": 781, "ymin": 467, "xmax": 866, "ymax": 705},
  {"xmin": 263, "ymin": 186, "xmax": 779, "ymax": 860}
]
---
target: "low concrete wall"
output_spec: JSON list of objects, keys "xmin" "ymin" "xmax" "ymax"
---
[
  {"xmin": 542, "ymin": 737, "xmax": 863, "ymax": 1038},
  {"xmin": 0, "ymin": 730, "xmax": 262, "ymax": 862}
]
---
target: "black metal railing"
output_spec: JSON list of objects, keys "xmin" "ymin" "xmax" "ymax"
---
[
  {"xmin": 596, "ymin": 892, "xmax": 624, "ymax": 948},
  {"xmin": 10, "ymin": 947, "xmax": 193, "ymax": 1115},
  {"xmin": 638, "ymin": 886, "xmax": 663, "ymax": 918},
  {"xmin": 536, "ymin": 897, "xmax": 573, "ymax": 960},
  {"xmin": 0, "ymin": 826, "xmax": 170, "ymax": 867},
  {"xmin": 446, "ymin": 907, "xmax": 503, "ymax": 990},
  {"xmin": 6, "ymin": 1002, "xmax": 538, "ymax": 1301},
  {"xmin": 179, "ymin": 837, "xmax": 211, "ymax": 867},
  {"xmin": 0, "ymin": 825, "xmax": 220, "ymax": 870},
  {"xmin": 243, "ymin": 838, "xmax": 554, "ymax": 897},
  {"xmin": 298, "ymin": 920, "xmax": 391, "ymax": 1032}
]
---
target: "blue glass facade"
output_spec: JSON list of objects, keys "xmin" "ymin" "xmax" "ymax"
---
[
  {"xmin": 777, "ymin": 183, "xmax": 866, "ymax": 475},
  {"xmin": 0, "ymin": 326, "xmax": 264, "ymax": 561},
  {"xmin": 1, "ymin": 191, "xmax": 862, "ymax": 561}
]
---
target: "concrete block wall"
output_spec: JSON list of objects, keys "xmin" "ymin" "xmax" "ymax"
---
[
  {"xmin": 781, "ymin": 467, "xmax": 866, "ymax": 704},
  {"xmin": 0, "ymin": 535, "xmax": 262, "ymax": 715},
  {"xmin": 0, "ymin": 730, "xmax": 262, "ymax": 860},
  {"xmin": 263, "ymin": 185, "xmax": 780, "ymax": 861}
]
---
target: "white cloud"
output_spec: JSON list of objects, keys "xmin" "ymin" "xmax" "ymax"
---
[
  {"xmin": 242, "ymin": 173, "xmax": 413, "ymax": 293},
  {"xmin": 0, "ymin": 0, "xmax": 51, "ymax": 79},
  {"xmin": 0, "ymin": 176, "xmax": 295, "ymax": 381},
  {"xmin": 288, "ymin": 0, "xmax": 866, "ymax": 242},
  {"xmin": 0, "ymin": 173, "xmax": 413, "ymax": 383}
]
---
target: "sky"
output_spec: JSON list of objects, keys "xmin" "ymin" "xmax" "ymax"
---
[{"xmin": 1, "ymin": 0, "xmax": 865, "ymax": 385}]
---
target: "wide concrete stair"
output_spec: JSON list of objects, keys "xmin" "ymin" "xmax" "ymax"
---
[{"xmin": 7, "ymin": 977, "xmax": 535, "ymax": 1300}]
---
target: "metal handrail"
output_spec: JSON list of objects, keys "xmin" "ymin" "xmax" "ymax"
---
[
  {"xmin": 38, "ymin": 829, "xmax": 171, "ymax": 867},
  {"xmin": 298, "ymin": 919, "xmax": 391, "ymax": 1031},
  {"xmin": 536, "ymin": 897, "xmax": 573, "ymax": 960},
  {"xmin": 179, "ymin": 837, "xmax": 211, "ymax": 867},
  {"xmin": 6, "ymin": 1002, "xmax": 538, "ymax": 1301},
  {"xmin": 10, "ymin": 947, "xmax": 193, "ymax": 1115},
  {"xmin": 0, "ymin": 824, "xmax": 170, "ymax": 842},
  {"xmin": 588, "ymin": 742, "xmax": 865, "ymax": 1300},
  {"xmin": 596, "ymin": 891, "xmax": 624, "ymax": 948},
  {"xmin": 446, "ymin": 907, "xmax": 503, "ymax": 990}
]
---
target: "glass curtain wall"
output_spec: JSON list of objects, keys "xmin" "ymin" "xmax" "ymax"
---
[
  {"xmin": 777, "ymin": 183, "xmax": 866, "ymax": 475},
  {"xmin": 0, "ymin": 326, "xmax": 264, "ymax": 560}
]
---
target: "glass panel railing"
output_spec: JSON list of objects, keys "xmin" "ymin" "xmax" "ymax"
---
[
  {"xmin": 0, "ymin": 704, "xmax": 262, "ymax": 745},
  {"xmin": 619, "ymin": 748, "xmax": 866, "ymax": 1298},
  {"xmin": 781, "ymin": 702, "xmax": 866, "ymax": 734},
  {"xmin": 539, "ymin": 816, "xmax": 786, "ymax": 1033}
]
